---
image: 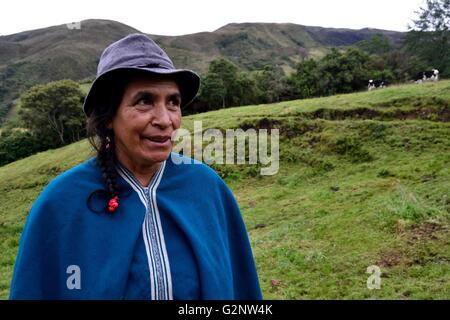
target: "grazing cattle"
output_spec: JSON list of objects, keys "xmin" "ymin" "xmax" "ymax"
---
[
  {"xmin": 368, "ymin": 79, "xmax": 389, "ymax": 91},
  {"xmin": 414, "ymin": 69, "xmax": 439, "ymax": 83}
]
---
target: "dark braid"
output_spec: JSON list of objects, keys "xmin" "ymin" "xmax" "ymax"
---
[
  {"xmin": 86, "ymin": 70, "xmax": 133, "ymax": 213},
  {"xmin": 98, "ymin": 132, "xmax": 120, "ymax": 212}
]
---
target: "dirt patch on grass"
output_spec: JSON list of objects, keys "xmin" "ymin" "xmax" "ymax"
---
[
  {"xmin": 309, "ymin": 108, "xmax": 381, "ymax": 120},
  {"xmin": 371, "ymin": 96, "xmax": 448, "ymax": 109},
  {"xmin": 239, "ymin": 117, "xmax": 321, "ymax": 138},
  {"xmin": 377, "ymin": 221, "xmax": 449, "ymax": 268},
  {"xmin": 304, "ymin": 106, "xmax": 450, "ymax": 122},
  {"xmin": 237, "ymin": 102, "xmax": 450, "ymax": 139},
  {"xmin": 392, "ymin": 107, "xmax": 450, "ymax": 122},
  {"xmin": 376, "ymin": 249, "xmax": 407, "ymax": 267},
  {"xmin": 296, "ymin": 97, "xmax": 450, "ymax": 122},
  {"xmin": 402, "ymin": 222, "xmax": 448, "ymax": 241},
  {"xmin": 240, "ymin": 117, "xmax": 282, "ymax": 131}
]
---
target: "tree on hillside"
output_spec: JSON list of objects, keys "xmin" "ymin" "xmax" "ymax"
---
[
  {"xmin": 0, "ymin": 129, "xmax": 48, "ymax": 166},
  {"xmin": 19, "ymin": 80, "xmax": 85, "ymax": 146},
  {"xmin": 368, "ymin": 50, "xmax": 427, "ymax": 82},
  {"xmin": 198, "ymin": 58, "xmax": 242, "ymax": 109},
  {"xmin": 199, "ymin": 72, "xmax": 227, "ymax": 110},
  {"xmin": 287, "ymin": 47, "xmax": 379, "ymax": 99},
  {"xmin": 317, "ymin": 48, "xmax": 372, "ymax": 95},
  {"xmin": 286, "ymin": 59, "xmax": 321, "ymax": 99},
  {"xmin": 406, "ymin": 0, "xmax": 450, "ymax": 76},
  {"xmin": 252, "ymin": 65, "xmax": 285, "ymax": 104},
  {"xmin": 235, "ymin": 72, "xmax": 258, "ymax": 106},
  {"xmin": 209, "ymin": 59, "xmax": 239, "ymax": 107},
  {"xmin": 357, "ymin": 33, "xmax": 392, "ymax": 55}
]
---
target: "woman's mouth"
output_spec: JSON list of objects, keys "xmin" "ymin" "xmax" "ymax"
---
[{"xmin": 142, "ymin": 135, "xmax": 172, "ymax": 147}]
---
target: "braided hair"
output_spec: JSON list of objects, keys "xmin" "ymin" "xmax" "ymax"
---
[{"xmin": 86, "ymin": 71, "xmax": 132, "ymax": 213}]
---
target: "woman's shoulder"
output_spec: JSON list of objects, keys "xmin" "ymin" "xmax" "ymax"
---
[
  {"xmin": 24, "ymin": 157, "xmax": 102, "ymax": 222},
  {"xmin": 164, "ymin": 153, "xmax": 235, "ymax": 201},
  {"xmin": 167, "ymin": 152, "xmax": 223, "ymax": 183},
  {"xmin": 40, "ymin": 157, "xmax": 102, "ymax": 198}
]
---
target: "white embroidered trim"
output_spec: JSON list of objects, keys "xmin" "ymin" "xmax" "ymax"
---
[{"xmin": 116, "ymin": 161, "xmax": 173, "ymax": 300}]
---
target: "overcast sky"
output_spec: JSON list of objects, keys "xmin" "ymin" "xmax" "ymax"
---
[{"xmin": 1, "ymin": 0, "xmax": 425, "ymax": 36}]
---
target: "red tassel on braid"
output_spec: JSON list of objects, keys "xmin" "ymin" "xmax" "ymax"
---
[{"xmin": 107, "ymin": 195, "xmax": 119, "ymax": 213}]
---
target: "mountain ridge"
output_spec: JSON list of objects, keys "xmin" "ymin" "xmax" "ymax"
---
[{"xmin": 0, "ymin": 19, "xmax": 405, "ymax": 122}]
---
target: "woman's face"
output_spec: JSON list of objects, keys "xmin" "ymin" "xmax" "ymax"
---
[{"xmin": 109, "ymin": 75, "xmax": 182, "ymax": 168}]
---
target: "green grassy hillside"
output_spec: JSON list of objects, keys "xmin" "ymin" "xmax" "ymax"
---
[{"xmin": 1, "ymin": 80, "xmax": 449, "ymax": 299}]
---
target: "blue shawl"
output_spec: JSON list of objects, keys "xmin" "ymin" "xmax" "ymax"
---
[{"xmin": 10, "ymin": 153, "xmax": 262, "ymax": 300}]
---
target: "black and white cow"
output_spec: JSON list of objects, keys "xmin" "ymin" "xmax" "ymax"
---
[
  {"xmin": 414, "ymin": 69, "xmax": 439, "ymax": 83},
  {"xmin": 368, "ymin": 79, "xmax": 389, "ymax": 91}
]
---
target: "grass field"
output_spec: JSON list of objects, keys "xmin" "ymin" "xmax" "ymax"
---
[{"xmin": 0, "ymin": 80, "xmax": 449, "ymax": 299}]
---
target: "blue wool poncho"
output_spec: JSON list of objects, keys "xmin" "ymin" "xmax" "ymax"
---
[{"xmin": 10, "ymin": 153, "xmax": 262, "ymax": 300}]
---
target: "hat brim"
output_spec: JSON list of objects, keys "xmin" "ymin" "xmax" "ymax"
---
[{"xmin": 83, "ymin": 67, "xmax": 200, "ymax": 117}]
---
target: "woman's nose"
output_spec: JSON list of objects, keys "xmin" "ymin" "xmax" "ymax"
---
[{"xmin": 151, "ymin": 103, "xmax": 172, "ymax": 128}]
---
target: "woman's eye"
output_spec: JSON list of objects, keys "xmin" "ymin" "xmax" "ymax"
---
[
  {"xmin": 169, "ymin": 98, "xmax": 181, "ymax": 107},
  {"xmin": 137, "ymin": 98, "xmax": 152, "ymax": 106}
]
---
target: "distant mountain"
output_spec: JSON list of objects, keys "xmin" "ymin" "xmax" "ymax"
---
[
  {"xmin": 0, "ymin": 20, "xmax": 139, "ymax": 121},
  {"xmin": 0, "ymin": 19, "xmax": 404, "ymax": 123},
  {"xmin": 154, "ymin": 23, "xmax": 404, "ymax": 74}
]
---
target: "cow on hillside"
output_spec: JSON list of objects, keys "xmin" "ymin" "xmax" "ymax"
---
[
  {"xmin": 414, "ymin": 69, "xmax": 439, "ymax": 83},
  {"xmin": 368, "ymin": 79, "xmax": 389, "ymax": 91}
]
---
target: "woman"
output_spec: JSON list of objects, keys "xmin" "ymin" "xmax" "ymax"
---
[{"xmin": 10, "ymin": 34, "xmax": 262, "ymax": 300}]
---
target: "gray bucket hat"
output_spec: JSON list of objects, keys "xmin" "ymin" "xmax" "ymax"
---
[{"xmin": 83, "ymin": 33, "xmax": 200, "ymax": 116}]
